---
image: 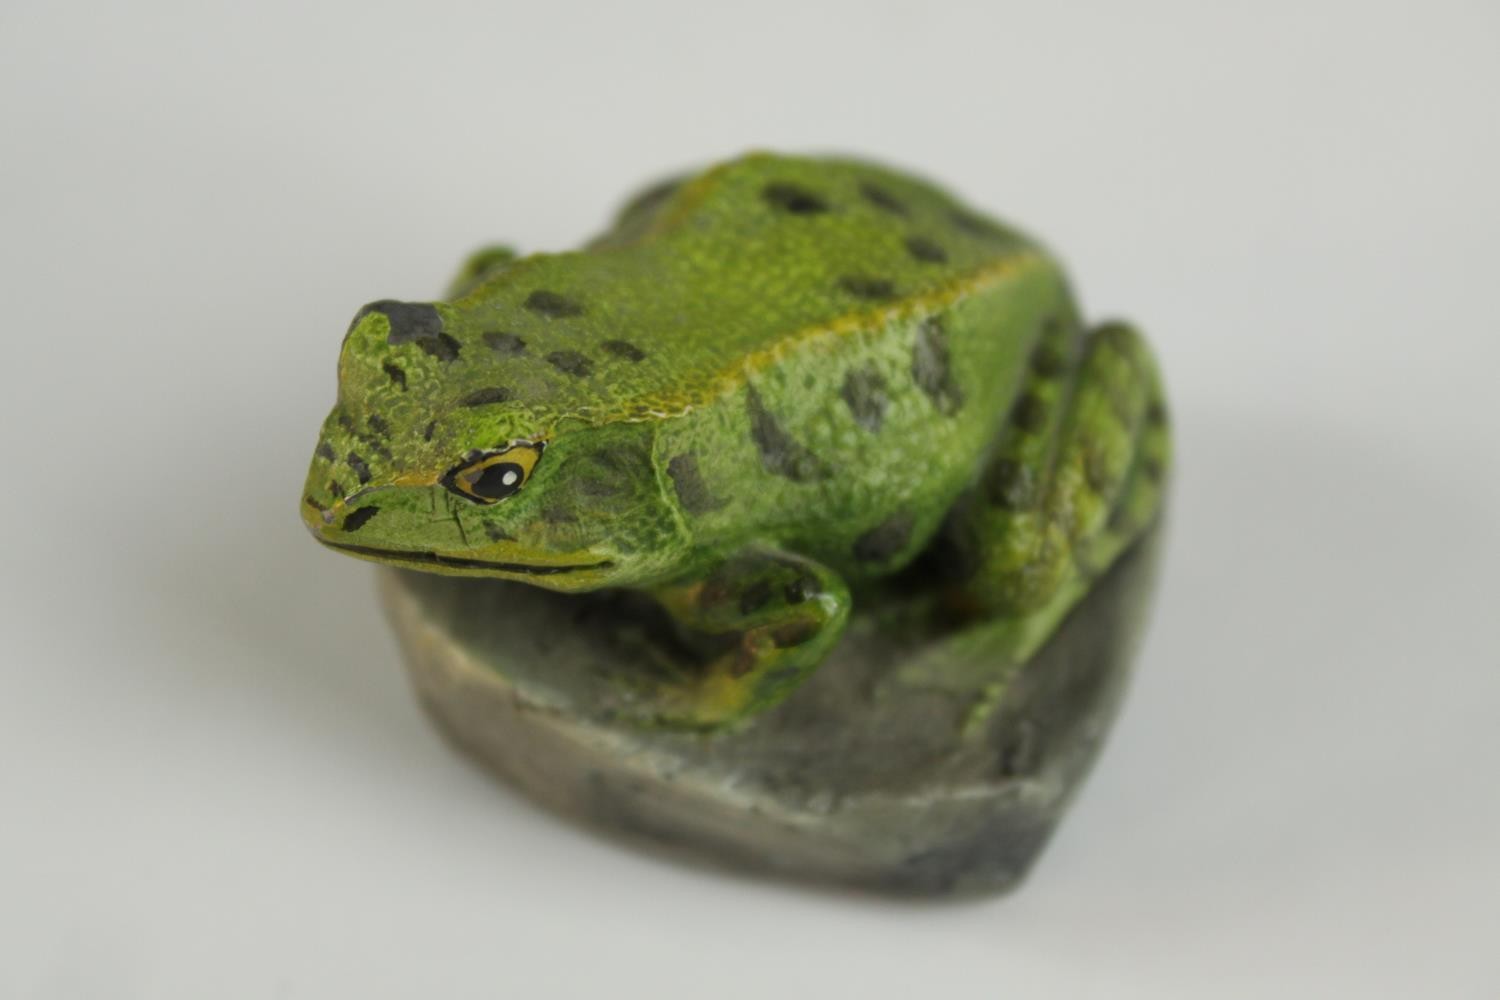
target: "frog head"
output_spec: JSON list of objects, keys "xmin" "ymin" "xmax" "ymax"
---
[{"xmin": 299, "ymin": 299, "xmax": 681, "ymax": 591}]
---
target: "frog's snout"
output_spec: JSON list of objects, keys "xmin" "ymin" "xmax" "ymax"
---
[
  {"xmin": 301, "ymin": 490, "xmax": 371, "ymax": 538},
  {"xmin": 300, "ymin": 494, "xmax": 341, "ymax": 535}
]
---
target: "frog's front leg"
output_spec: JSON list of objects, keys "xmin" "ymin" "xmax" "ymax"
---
[
  {"xmin": 640, "ymin": 547, "xmax": 851, "ymax": 731},
  {"xmin": 444, "ymin": 244, "xmax": 519, "ymax": 299},
  {"xmin": 931, "ymin": 319, "xmax": 1171, "ymax": 724}
]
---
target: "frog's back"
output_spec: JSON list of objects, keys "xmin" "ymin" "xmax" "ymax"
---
[
  {"xmin": 625, "ymin": 155, "xmax": 1070, "ymax": 579},
  {"xmin": 445, "ymin": 153, "xmax": 1055, "ymax": 427}
]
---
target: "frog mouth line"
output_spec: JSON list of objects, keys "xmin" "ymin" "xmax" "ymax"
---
[{"xmin": 319, "ymin": 540, "xmax": 613, "ymax": 575}]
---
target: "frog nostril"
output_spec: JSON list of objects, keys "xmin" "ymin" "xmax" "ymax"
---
[{"xmin": 342, "ymin": 506, "xmax": 380, "ymax": 532}]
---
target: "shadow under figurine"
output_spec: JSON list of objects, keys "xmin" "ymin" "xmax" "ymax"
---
[{"xmin": 300, "ymin": 152, "xmax": 1171, "ymax": 896}]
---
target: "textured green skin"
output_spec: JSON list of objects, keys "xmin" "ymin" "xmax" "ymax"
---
[{"xmin": 300, "ymin": 152, "xmax": 1170, "ymax": 728}]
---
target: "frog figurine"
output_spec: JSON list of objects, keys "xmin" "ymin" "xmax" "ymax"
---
[{"xmin": 301, "ymin": 152, "xmax": 1170, "ymax": 732}]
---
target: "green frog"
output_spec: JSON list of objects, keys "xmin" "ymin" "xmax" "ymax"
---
[{"xmin": 300, "ymin": 152, "xmax": 1170, "ymax": 731}]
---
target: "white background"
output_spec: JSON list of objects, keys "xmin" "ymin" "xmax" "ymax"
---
[{"xmin": 3, "ymin": 2, "xmax": 1497, "ymax": 997}]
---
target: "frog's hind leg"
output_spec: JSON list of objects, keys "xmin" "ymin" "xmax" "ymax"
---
[
  {"xmin": 630, "ymin": 547, "xmax": 852, "ymax": 732},
  {"xmin": 928, "ymin": 319, "xmax": 1171, "ymax": 721}
]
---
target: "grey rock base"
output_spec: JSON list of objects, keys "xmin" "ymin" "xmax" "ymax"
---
[{"xmin": 379, "ymin": 528, "xmax": 1162, "ymax": 897}]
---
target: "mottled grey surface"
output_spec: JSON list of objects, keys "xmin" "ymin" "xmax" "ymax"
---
[{"xmin": 381, "ymin": 528, "xmax": 1162, "ymax": 896}]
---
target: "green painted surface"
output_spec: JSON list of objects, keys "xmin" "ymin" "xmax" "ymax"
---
[{"xmin": 302, "ymin": 152, "xmax": 1171, "ymax": 729}]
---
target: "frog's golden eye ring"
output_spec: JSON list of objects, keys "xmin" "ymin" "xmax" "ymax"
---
[{"xmin": 441, "ymin": 442, "xmax": 545, "ymax": 505}]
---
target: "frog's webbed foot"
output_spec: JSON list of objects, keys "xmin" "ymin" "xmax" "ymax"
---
[
  {"xmin": 925, "ymin": 319, "xmax": 1171, "ymax": 727},
  {"xmin": 445, "ymin": 244, "xmax": 519, "ymax": 299},
  {"xmin": 635, "ymin": 548, "xmax": 851, "ymax": 732}
]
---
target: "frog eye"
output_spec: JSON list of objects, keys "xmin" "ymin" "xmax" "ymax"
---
[{"xmin": 441, "ymin": 442, "xmax": 545, "ymax": 504}]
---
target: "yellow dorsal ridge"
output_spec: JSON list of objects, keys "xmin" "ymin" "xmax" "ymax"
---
[{"xmin": 616, "ymin": 250, "xmax": 1049, "ymax": 424}]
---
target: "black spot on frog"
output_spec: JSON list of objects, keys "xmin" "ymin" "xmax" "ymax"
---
[
  {"xmin": 483, "ymin": 331, "xmax": 527, "ymax": 356},
  {"xmin": 839, "ymin": 275, "xmax": 898, "ymax": 300},
  {"xmin": 840, "ymin": 364, "xmax": 889, "ymax": 432},
  {"xmin": 904, "ymin": 236, "xmax": 948, "ymax": 263},
  {"xmin": 763, "ymin": 182, "xmax": 829, "ymax": 215},
  {"xmin": 912, "ymin": 316, "xmax": 964, "ymax": 415},
  {"xmin": 859, "ymin": 182, "xmax": 908, "ymax": 215},
  {"xmin": 667, "ymin": 453, "xmax": 727, "ymax": 516},
  {"xmin": 342, "ymin": 506, "xmax": 379, "ymax": 532},
  {"xmin": 460, "ymin": 386, "xmax": 513, "ymax": 407},
  {"xmin": 546, "ymin": 350, "xmax": 593, "ymax": 377},
  {"xmin": 350, "ymin": 300, "xmax": 445, "ymax": 348},
  {"xmin": 525, "ymin": 290, "xmax": 584, "ymax": 318},
  {"xmin": 601, "ymin": 339, "xmax": 647, "ymax": 362},
  {"xmin": 745, "ymin": 386, "xmax": 828, "ymax": 482}
]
